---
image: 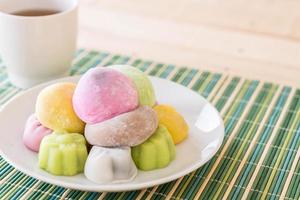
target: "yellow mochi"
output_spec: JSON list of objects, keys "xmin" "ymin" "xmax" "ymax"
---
[
  {"xmin": 36, "ymin": 83, "xmax": 85, "ymax": 133},
  {"xmin": 154, "ymin": 104, "xmax": 189, "ymax": 144}
]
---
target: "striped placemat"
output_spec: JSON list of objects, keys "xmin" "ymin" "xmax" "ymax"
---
[{"xmin": 0, "ymin": 49, "xmax": 299, "ymax": 200}]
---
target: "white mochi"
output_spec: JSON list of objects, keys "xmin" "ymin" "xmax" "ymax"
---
[{"xmin": 84, "ymin": 146, "xmax": 137, "ymax": 183}]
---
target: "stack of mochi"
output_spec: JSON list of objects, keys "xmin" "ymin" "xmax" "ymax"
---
[{"xmin": 23, "ymin": 65, "xmax": 189, "ymax": 184}]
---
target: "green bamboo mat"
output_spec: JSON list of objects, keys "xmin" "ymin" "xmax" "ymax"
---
[{"xmin": 0, "ymin": 49, "xmax": 299, "ymax": 200}]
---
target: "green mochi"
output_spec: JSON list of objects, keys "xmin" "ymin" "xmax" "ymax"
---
[
  {"xmin": 109, "ymin": 65, "xmax": 156, "ymax": 107},
  {"xmin": 131, "ymin": 125, "xmax": 176, "ymax": 171},
  {"xmin": 39, "ymin": 132, "xmax": 88, "ymax": 176}
]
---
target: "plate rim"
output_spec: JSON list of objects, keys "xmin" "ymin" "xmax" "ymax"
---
[{"xmin": 0, "ymin": 75, "xmax": 224, "ymax": 192}]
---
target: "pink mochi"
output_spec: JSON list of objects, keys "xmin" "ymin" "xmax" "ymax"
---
[
  {"xmin": 73, "ymin": 68, "xmax": 139, "ymax": 124},
  {"xmin": 23, "ymin": 114, "xmax": 52, "ymax": 152}
]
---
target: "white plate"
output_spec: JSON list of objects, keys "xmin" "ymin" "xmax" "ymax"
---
[{"xmin": 0, "ymin": 76, "xmax": 224, "ymax": 192}]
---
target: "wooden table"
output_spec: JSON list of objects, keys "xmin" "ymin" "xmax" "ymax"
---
[{"xmin": 78, "ymin": 0, "xmax": 300, "ymax": 87}]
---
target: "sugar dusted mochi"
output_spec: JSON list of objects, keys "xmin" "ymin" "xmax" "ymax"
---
[
  {"xmin": 131, "ymin": 125, "xmax": 176, "ymax": 171},
  {"xmin": 39, "ymin": 132, "xmax": 88, "ymax": 176},
  {"xmin": 84, "ymin": 146, "xmax": 137, "ymax": 183},
  {"xmin": 36, "ymin": 83, "xmax": 85, "ymax": 133},
  {"xmin": 85, "ymin": 106, "xmax": 158, "ymax": 147},
  {"xmin": 154, "ymin": 104, "xmax": 189, "ymax": 144},
  {"xmin": 73, "ymin": 67, "xmax": 139, "ymax": 124},
  {"xmin": 23, "ymin": 114, "xmax": 52, "ymax": 152},
  {"xmin": 109, "ymin": 65, "xmax": 156, "ymax": 107}
]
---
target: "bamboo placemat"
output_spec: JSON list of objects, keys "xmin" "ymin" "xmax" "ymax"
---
[{"xmin": 0, "ymin": 49, "xmax": 299, "ymax": 200}]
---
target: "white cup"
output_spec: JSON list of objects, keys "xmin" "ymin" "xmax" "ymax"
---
[{"xmin": 0, "ymin": 0, "xmax": 78, "ymax": 89}]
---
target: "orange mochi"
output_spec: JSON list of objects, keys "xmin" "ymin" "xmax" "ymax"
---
[
  {"xmin": 154, "ymin": 104, "xmax": 188, "ymax": 144},
  {"xmin": 36, "ymin": 83, "xmax": 85, "ymax": 133}
]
